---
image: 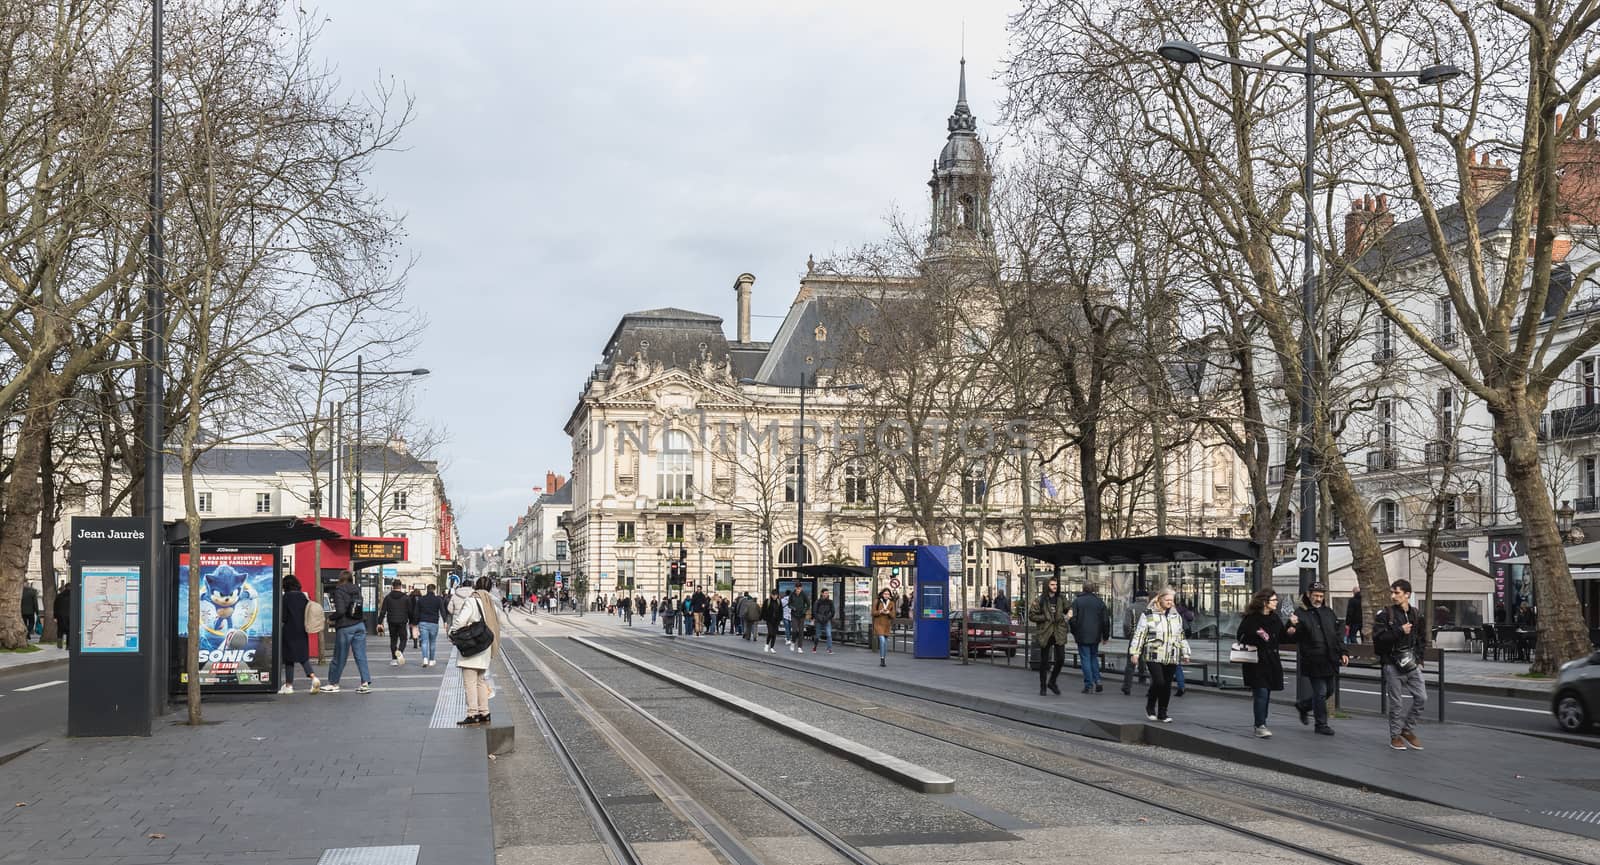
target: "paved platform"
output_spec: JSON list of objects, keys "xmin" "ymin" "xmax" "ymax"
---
[
  {"xmin": 0, "ymin": 644, "xmax": 68, "ymax": 676},
  {"xmin": 575, "ymin": 614, "xmax": 1600, "ymax": 842},
  {"xmin": 0, "ymin": 634, "xmax": 493, "ymax": 865}
]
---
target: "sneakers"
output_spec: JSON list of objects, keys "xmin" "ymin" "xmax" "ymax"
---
[
  {"xmin": 320, "ymin": 683, "xmax": 342, "ymax": 693},
  {"xmin": 1095, "ymin": 684, "xmax": 1103, "ymax": 693},
  {"xmin": 1314, "ymin": 725, "xmax": 1335, "ymax": 736},
  {"xmin": 278, "ymin": 684, "xmax": 294, "ymax": 694},
  {"xmin": 879, "ymin": 658, "xmax": 886, "ymax": 667},
  {"xmin": 356, "ymin": 683, "xmax": 372, "ymax": 693},
  {"xmin": 1390, "ymin": 736, "xmax": 1408, "ymax": 750},
  {"xmin": 309, "ymin": 676, "xmax": 321, "ymax": 693},
  {"xmin": 1298, "ymin": 703, "xmax": 1311, "ymax": 725},
  {"xmin": 1159, "ymin": 716, "xmax": 1173, "ymax": 723},
  {"xmin": 1401, "ymin": 730, "xmax": 1423, "ymax": 750},
  {"xmin": 1047, "ymin": 682, "xmax": 1061, "ymax": 695},
  {"xmin": 826, "ymin": 649, "xmax": 833, "ymax": 654},
  {"xmin": 455, "ymin": 715, "xmax": 482, "ymax": 726},
  {"xmin": 389, "ymin": 659, "xmax": 399, "ymax": 666},
  {"xmin": 1254, "ymin": 726, "xmax": 1272, "ymax": 738},
  {"xmin": 1147, "ymin": 713, "xmax": 1159, "ymax": 721}
]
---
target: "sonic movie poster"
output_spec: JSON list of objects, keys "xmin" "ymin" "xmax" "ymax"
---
[{"xmin": 175, "ymin": 549, "xmax": 278, "ymax": 692}]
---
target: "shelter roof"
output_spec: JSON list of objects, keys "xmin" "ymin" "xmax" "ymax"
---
[{"xmin": 993, "ymin": 535, "xmax": 1258, "ymax": 566}]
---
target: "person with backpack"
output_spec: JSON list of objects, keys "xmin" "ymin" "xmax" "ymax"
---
[
  {"xmin": 741, "ymin": 592, "xmax": 760, "ymax": 640},
  {"xmin": 323, "ymin": 571, "xmax": 372, "ymax": 693},
  {"xmin": 278, "ymin": 575, "xmax": 322, "ymax": 694},
  {"xmin": 415, "ymin": 584, "xmax": 446, "ymax": 667},
  {"xmin": 380, "ymin": 580, "xmax": 412, "ymax": 666}
]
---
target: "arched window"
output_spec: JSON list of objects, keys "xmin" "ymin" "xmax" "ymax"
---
[
  {"xmin": 657, "ymin": 429, "xmax": 693, "ymax": 500},
  {"xmin": 1373, "ymin": 499, "xmax": 1400, "ymax": 534},
  {"xmin": 777, "ymin": 542, "xmax": 811, "ymax": 566},
  {"xmin": 959, "ymin": 193, "xmax": 977, "ymax": 230}
]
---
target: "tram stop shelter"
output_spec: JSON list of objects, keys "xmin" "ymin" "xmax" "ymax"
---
[
  {"xmin": 777, "ymin": 564, "xmax": 874, "ymax": 644},
  {"xmin": 993, "ymin": 535, "xmax": 1260, "ymax": 682}
]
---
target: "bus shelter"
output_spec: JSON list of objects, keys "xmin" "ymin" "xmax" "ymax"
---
[
  {"xmin": 993, "ymin": 535, "xmax": 1259, "ymax": 683},
  {"xmin": 777, "ymin": 564, "xmax": 874, "ymax": 645}
]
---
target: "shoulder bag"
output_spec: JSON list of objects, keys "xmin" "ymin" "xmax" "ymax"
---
[
  {"xmin": 1229, "ymin": 642, "xmax": 1259, "ymax": 664},
  {"xmin": 449, "ymin": 598, "xmax": 495, "ymax": 657},
  {"xmin": 302, "ymin": 592, "xmax": 326, "ymax": 633}
]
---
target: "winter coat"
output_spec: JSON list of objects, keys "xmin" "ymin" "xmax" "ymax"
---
[
  {"xmin": 281, "ymin": 590, "xmax": 311, "ymax": 664},
  {"xmin": 790, "ymin": 590, "xmax": 811, "ymax": 620},
  {"xmin": 1129, "ymin": 606, "xmax": 1191, "ymax": 666},
  {"xmin": 21, "ymin": 585, "xmax": 39, "ymax": 616},
  {"xmin": 416, "ymin": 593, "xmax": 445, "ymax": 624},
  {"xmin": 53, "ymin": 587, "xmax": 71, "ymax": 624},
  {"xmin": 742, "ymin": 596, "xmax": 761, "ymax": 622},
  {"xmin": 380, "ymin": 590, "xmax": 411, "ymax": 626},
  {"xmin": 1030, "ymin": 590, "xmax": 1071, "ymax": 647},
  {"xmin": 1068, "ymin": 591, "xmax": 1111, "ymax": 645},
  {"xmin": 993, "ymin": 592, "xmax": 1011, "ymax": 615},
  {"xmin": 1344, "ymin": 593, "xmax": 1362, "ymax": 632},
  {"xmin": 447, "ymin": 586, "xmax": 493, "ymax": 669},
  {"xmin": 871, "ymin": 598, "xmax": 895, "ymax": 637},
  {"xmin": 1373, "ymin": 603, "xmax": 1426, "ymax": 665},
  {"xmin": 760, "ymin": 597, "xmax": 783, "ymax": 624},
  {"xmin": 474, "ymin": 589, "xmax": 502, "ymax": 645},
  {"xmin": 813, "ymin": 597, "xmax": 836, "ymax": 623},
  {"xmin": 331, "ymin": 582, "xmax": 364, "ymax": 628},
  {"xmin": 1236, "ymin": 612, "xmax": 1289, "ymax": 691},
  {"xmin": 1295, "ymin": 602, "xmax": 1346, "ymax": 678}
]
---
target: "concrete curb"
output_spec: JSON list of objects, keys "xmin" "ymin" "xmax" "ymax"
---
[
  {"xmin": 0, "ymin": 655, "xmax": 69, "ymax": 678},
  {"xmin": 571, "ymin": 635, "xmax": 957, "ymax": 794}
]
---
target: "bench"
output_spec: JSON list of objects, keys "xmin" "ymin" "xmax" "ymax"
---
[{"xmin": 1330, "ymin": 644, "xmax": 1447, "ymax": 722}]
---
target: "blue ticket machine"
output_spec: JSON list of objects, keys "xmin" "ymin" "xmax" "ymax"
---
[{"xmin": 913, "ymin": 545, "xmax": 951, "ymax": 659}]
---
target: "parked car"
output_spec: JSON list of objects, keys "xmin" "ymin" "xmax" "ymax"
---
[
  {"xmin": 1552, "ymin": 650, "xmax": 1600, "ymax": 733},
  {"xmin": 949, "ymin": 609, "xmax": 1018, "ymax": 657}
]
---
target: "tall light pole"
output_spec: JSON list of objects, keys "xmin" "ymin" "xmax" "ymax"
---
[
  {"xmin": 1156, "ymin": 36, "xmax": 1461, "ymax": 596},
  {"xmin": 741, "ymin": 370, "xmax": 863, "ymax": 575}
]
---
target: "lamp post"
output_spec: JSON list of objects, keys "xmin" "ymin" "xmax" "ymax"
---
[
  {"xmin": 288, "ymin": 359, "xmax": 428, "ymax": 613},
  {"xmin": 1157, "ymin": 36, "xmax": 1461, "ymax": 598},
  {"xmin": 741, "ymin": 370, "xmax": 863, "ymax": 575}
]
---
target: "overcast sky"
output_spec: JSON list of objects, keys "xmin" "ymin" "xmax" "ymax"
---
[{"xmin": 314, "ymin": 1, "xmax": 1014, "ymax": 547}]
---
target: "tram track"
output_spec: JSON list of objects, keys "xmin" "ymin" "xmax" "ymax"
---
[
  {"xmin": 499, "ymin": 617, "xmax": 884, "ymax": 865},
  {"xmin": 554, "ymin": 615, "xmax": 1597, "ymax": 865}
]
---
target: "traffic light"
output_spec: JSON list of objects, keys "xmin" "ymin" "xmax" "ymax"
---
[{"xmin": 679, "ymin": 546, "xmax": 688, "ymax": 562}]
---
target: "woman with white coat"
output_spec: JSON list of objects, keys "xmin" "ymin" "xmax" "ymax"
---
[{"xmin": 448, "ymin": 582, "xmax": 496, "ymax": 726}]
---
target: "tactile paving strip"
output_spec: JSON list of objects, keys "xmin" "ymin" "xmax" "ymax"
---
[
  {"xmin": 317, "ymin": 845, "xmax": 420, "ymax": 865},
  {"xmin": 428, "ymin": 648, "xmax": 466, "ymax": 728}
]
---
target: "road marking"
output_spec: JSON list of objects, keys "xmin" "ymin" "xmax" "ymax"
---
[
  {"xmin": 1451, "ymin": 700, "xmax": 1547, "ymax": 715},
  {"xmin": 1341, "ymin": 688, "xmax": 1383, "ymax": 696},
  {"xmin": 14, "ymin": 680, "xmax": 65, "ymax": 692}
]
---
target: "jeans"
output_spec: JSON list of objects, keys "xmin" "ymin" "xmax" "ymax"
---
[
  {"xmin": 782, "ymin": 617, "xmax": 792, "ymax": 642},
  {"xmin": 329, "ymin": 623, "xmax": 371, "ymax": 685},
  {"xmin": 814, "ymin": 620, "xmax": 833, "ymax": 651},
  {"xmin": 284, "ymin": 659, "xmax": 315, "ymax": 685},
  {"xmin": 1298, "ymin": 675, "xmax": 1334, "ymax": 727},
  {"xmin": 1146, "ymin": 662, "xmax": 1178, "ymax": 718},
  {"xmin": 419, "ymin": 621, "xmax": 438, "ymax": 662},
  {"xmin": 1383, "ymin": 663, "xmax": 1426, "ymax": 737},
  {"xmin": 877, "ymin": 634, "xmax": 889, "ymax": 659},
  {"xmin": 652, "ymin": 609, "xmax": 658, "ymax": 623},
  {"xmin": 1078, "ymin": 643, "xmax": 1101, "ymax": 688},
  {"xmin": 1039, "ymin": 639, "xmax": 1065, "ymax": 688},
  {"xmin": 1252, "ymin": 686, "xmax": 1271, "ymax": 727}
]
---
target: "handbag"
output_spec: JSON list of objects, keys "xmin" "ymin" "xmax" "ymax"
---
[
  {"xmin": 1389, "ymin": 606, "xmax": 1419, "ymax": 672},
  {"xmin": 1229, "ymin": 642, "xmax": 1259, "ymax": 664},
  {"xmin": 449, "ymin": 598, "xmax": 495, "ymax": 656}
]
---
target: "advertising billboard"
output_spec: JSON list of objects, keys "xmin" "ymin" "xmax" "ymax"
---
[{"xmin": 175, "ymin": 548, "xmax": 278, "ymax": 693}]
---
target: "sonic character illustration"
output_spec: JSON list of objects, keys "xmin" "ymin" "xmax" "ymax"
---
[{"xmin": 204, "ymin": 564, "xmax": 253, "ymax": 631}]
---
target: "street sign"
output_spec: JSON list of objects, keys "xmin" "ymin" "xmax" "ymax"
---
[
  {"xmin": 1295, "ymin": 542, "xmax": 1320, "ymax": 568},
  {"xmin": 1221, "ymin": 566, "xmax": 1247, "ymax": 587},
  {"xmin": 888, "ymin": 577, "xmax": 901, "ymax": 590}
]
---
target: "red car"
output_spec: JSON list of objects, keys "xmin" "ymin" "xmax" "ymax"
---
[{"xmin": 949, "ymin": 609, "xmax": 1019, "ymax": 657}]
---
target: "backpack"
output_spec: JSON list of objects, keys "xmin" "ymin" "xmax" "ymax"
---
[{"xmin": 302, "ymin": 593, "xmax": 326, "ymax": 633}]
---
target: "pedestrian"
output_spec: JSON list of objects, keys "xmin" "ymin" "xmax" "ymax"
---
[
  {"xmin": 980, "ymin": 592, "xmax": 992, "ymax": 609},
  {"xmin": 898, "ymin": 593, "xmax": 911, "ymax": 620},
  {"xmin": 1374, "ymin": 579, "xmax": 1428, "ymax": 751},
  {"xmin": 408, "ymin": 587, "xmax": 422, "ymax": 649},
  {"xmin": 993, "ymin": 589, "xmax": 1011, "ymax": 615},
  {"xmin": 1236, "ymin": 588, "xmax": 1293, "ymax": 737},
  {"xmin": 448, "ymin": 580, "xmax": 494, "ymax": 726},
  {"xmin": 872, "ymin": 589, "xmax": 895, "ymax": 665},
  {"xmin": 717, "ymin": 595, "xmax": 731, "ymax": 633},
  {"xmin": 636, "ymin": 595, "xmax": 646, "ymax": 622},
  {"xmin": 761, "ymin": 589, "xmax": 783, "ymax": 653},
  {"xmin": 662, "ymin": 599, "xmax": 677, "ymax": 635},
  {"xmin": 1120, "ymin": 590, "xmax": 1150, "ymax": 695},
  {"xmin": 278, "ymin": 575, "xmax": 321, "ymax": 694},
  {"xmin": 742, "ymin": 592, "xmax": 760, "ymax": 640},
  {"xmin": 53, "ymin": 581, "xmax": 71, "ymax": 649},
  {"xmin": 1345, "ymin": 588, "xmax": 1363, "ymax": 644},
  {"xmin": 1069, "ymin": 581, "xmax": 1112, "ymax": 693},
  {"xmin": 780, "ymin": 590, "xmax": 792, "ymax": 645},
  {"xmin": 323, "ymin": 571, "xmax": 372, "ymax": 693},
  {"xmin": 416, "ymin": 584, "xmax": 445, "ymax": 666},
  {"xmin": 21, "ymin": 582, "xmax": 40, "ymax": 642},
  {"xmin": 473, "ymin": 577, "xmax": 502, "ymax": 701},
  {"xmin": 1031, "ymin": 576, "xmax": 1071, "ymax": 696},
  {"xmin": 691, "ymin": 586, "xmax": 709, "ymax": 636},
  {"xmin": 380, "ymin": 579, "xmax": 411, "ymax": 666},
  {"xmin": 623, "ymin": 594, "xmax": 634, "ymax": 626},
  {"xmin": 812, "ymin": 588, "xmax": 836, "ymax": 653},
  {"xmin": 650, "ymin": 597, "xmax": 658, "ymax": 623},
  {"xmin": 1128, "ymin": 587, "xmax": 1191, "ymax": 723},
  {"xmin": 789, "ymin": 586, "xmax": 811, "ymax": 653},
  {"xmin": 1294, "ymin": 581, "xmax": 1349, "ymax": 735}
]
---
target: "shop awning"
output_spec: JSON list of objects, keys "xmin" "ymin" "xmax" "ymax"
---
[
  {"xmin": 1270, "ymin": 542, "xmax": 1492, "ymax": 596},
  {"xmin": 1498, "ymin": 538, "xmax": 1600, "ymax": 567},
  {"xmin": 993, "ymin": 535, "xmax": 1259, "ymax": 566},
  {"xmin": 167, "ymin": 516, "xmax": 341, "ymax": 547}
]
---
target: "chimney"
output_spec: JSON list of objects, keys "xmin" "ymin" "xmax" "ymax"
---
[
  {"xmin": 1465, "ymin": 147, "xmax": 1512, "ymax": 209},
  {"xmin": 545, "ymin": 471, "xmax": 557, "ymax": 494},
  {"xmin": 734, "ymin": 273, "xmax": 755, "ymax": 344},
  {"xmin": 1343, "ymin": 193, "xmax": 1395, "ymax": 258},
  {"xmin": 1558, "ymin": 117, "xmax": 1600, "ymax": 223}
]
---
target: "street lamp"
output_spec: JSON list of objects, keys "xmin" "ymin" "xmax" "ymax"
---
[
  {"xmin": 1558, "ymin": 500, "xmax": 1585, "ymax": 545},
  {"xmin": 740, "ymin": 370, "xmax": 863, "ymax": 577},
  {"xmin": 1156, "ymin": 34, "xmax": 1462, "ymax": 597}
]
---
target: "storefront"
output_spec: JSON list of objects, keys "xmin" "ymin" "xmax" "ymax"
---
[{"xmin": 1271, "ymin": 541, "xmax": 1493, "ymax": 630}]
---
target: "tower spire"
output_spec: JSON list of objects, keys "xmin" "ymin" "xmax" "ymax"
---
[{"xmin": 948, "ymin": 57, "xmax": 975, "ymax": 133}]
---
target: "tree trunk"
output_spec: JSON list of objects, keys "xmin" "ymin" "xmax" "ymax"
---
[
  {"xmin": 37, "ymin": 424, "xmax": 58, "ymax": 645},
  {"xmin": 1080, "ymin": 423, "xmax": 1101, "ymax": 541},
  {"xmin": 1492, "ymin": 406, "xmax": 1594, "ymax": 673},
  {"xmin": 0, "ymin": 378, "xmax": 61, "ymax": 649},
  {"xmin": 1320, "ymin": 441, "xmax": 1393, "ymax": 636}
]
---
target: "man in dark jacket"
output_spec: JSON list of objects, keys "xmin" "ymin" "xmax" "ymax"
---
[
  {"xmin": 53, "ymin": 582, "xmax": 71, "ymax": 649},
  {"xmin": 1344, "ymin": 589, "xmax": 1363, "ymax": 643},
  {"xmin": 1374, "ymin": 579, "xmax": 1427, "ymax": 750},
  {"xmin": 788, "ymin": 586, "xmax": 811, "ymax": 653},
  {"xmin": 415, "ymin": 585, "xmax": 445, "ymax": 667},
  {"xmin": 993, "ymin": 590, "xmax": 1011, "ymax": 615},
  {"xmin": 21, "ymin": 583, "xmax": 40, "ymax": 642},
  {"xmin": 759, "ymin": 589, "xmax": 783, "ymax": 652},
  {"xmin": 690, "ymin": 587, "xmax": 709, "ymax": 636},
  {"xmin": 380, "ymin": 580, "xmax": 411, "ymax": 665},
  {"xmin": 1069, "ymin": 582, "xmax": 1112, "ymax": 693},
  {"xmin": 1294, "ymin": 581, "xmax": 1348, "ymax": 734},
  {"xmin": 811, "ymin": 588, "xmax": 837, "ymax": 653},
  {"xmin": 325, "ymin": 571, "xmax": 372, "ymax": 693}
]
